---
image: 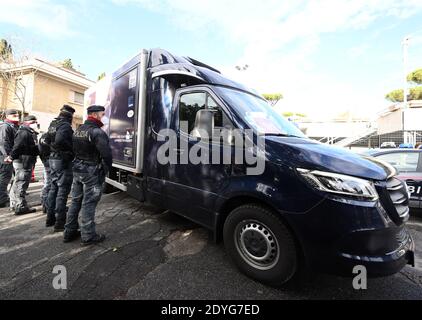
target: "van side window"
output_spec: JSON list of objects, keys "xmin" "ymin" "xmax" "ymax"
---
[
  {"xmin": 179, "ymin": 92, "xmax": 206, "ymax": 134},
  {"xmin": 179, "ymin": 91, "xmax": 233, "ymax": 138}
]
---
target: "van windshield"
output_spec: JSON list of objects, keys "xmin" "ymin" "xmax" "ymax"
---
[{"xmin": 215, "ymin": 86, "xmax": 306, "ymax": 138}]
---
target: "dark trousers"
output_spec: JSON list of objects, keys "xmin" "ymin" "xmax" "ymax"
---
[
  {"xmin": 46, "ymin": 159, "xmax": 73, "ymax": 226},
  {"xmin": 41, "ymin": 160, "xmax": 51, "ymax": 208},
  {"xmin": 0, "ymin": 162, "xmax": 13, "ymax": 205},
  {"xmin": 64, "ymin": 161, "xmax": 105, "ymax": 241},
  {"xmin": 10, "ymin": 161, "xmax": 32, "ymax": 212}
]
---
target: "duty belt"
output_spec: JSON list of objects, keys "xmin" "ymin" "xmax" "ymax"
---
[{"xmin": 74, "ymin": 158, "xmax": 99, "ymax": 166}]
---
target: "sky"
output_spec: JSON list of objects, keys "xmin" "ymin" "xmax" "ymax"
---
[{"xmin": 1, "ymin": 0, "xmax": 422, "ymax": 120}]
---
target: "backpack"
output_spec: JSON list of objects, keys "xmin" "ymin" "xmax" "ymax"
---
[{"xmin": 39, "ymin": 132, "xmax": 51, "ymax": 160}]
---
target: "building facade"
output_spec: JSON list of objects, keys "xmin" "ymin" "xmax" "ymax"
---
[
  {"xmin": 346, "ymin": 100, "xmax": 422, "ymax": 148},
  {"xmin": 295, "ymin": 111, "xmax": 373, "ymax": 145},
  {"xmin": 0, "ymin": 58, "xmax": 94, "ymax": 131}
]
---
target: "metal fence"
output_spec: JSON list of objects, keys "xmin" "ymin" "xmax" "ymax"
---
[{"xmin": 350, "ymin": 130, "xmax": 422, "ymax": 148}]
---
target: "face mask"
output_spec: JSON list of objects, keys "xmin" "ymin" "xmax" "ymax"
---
[
  {"xmin": 6, "ymin": 117, "xmax": 20, "ymax": 125},
  {"xmin": 30, "ymin": 123, "xmax": 39, "ymax": 131}
]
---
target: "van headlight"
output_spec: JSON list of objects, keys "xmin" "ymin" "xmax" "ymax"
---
[{"xmin": 297, "ymin": 169, "xmax": 379, "ymax": 201}]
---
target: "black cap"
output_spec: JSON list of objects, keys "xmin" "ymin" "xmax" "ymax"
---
[
  {"xmin": 24, "ymin": 115, "xmax": 37, "ymax": 122},
  {"xmin": 59, "ymin": 104, "xmax": 75, "ymax": 119},
  {"xmin": 5, "ymin": 109, "xmax": 19, "ymax": 116},
  {"xmin": 60, "ymin": 105, "xmax": 76, "ymax": 114},
  {"xmin": 87, "ymin": 105, "xmax": 105, "ymax": 113}
]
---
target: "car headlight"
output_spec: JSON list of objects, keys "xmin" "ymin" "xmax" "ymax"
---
[{"xmin": 297, "ymin": 168, "xmax": 379, "ymax": 201}]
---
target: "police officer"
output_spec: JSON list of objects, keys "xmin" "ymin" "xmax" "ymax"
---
[
  {"xmin": 0, "ymin": 109, "xmax": 20, "ymax": 208},
  {"xmin": 39, "ymin": 132, "xmax": 51, "ymax": 213},
  {"xmin": 7, "ymin": 115, "xmax": 39, "ymax": 215},
  {"xmin": 45, "ymin": 105, "xmax": 75, "ymax": 231},
  {"xmin": 64, "ymin": 105, "xmax": 112, "ymax": 245}
]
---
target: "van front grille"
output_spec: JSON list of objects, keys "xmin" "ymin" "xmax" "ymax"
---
[
  {"xmin": 395, "ymin": 227, "xmax": 408, "ymax": 244},
  {"xmin": 385, "ymin": 177, "xmax": 410, "ymax": 220}
]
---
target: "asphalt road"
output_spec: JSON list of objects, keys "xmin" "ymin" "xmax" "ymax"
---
[{"xmin": 0, "ymin": 164, "xmax": 421, "ymax": 300}]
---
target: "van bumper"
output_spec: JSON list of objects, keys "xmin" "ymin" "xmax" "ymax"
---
[
  {"xmin": 285, "ymin": 198, "xmax": 416, "ymax": 277},
  {"xmin": 333, "ymin": 229, "xmax": 415, "ymax": 277}
]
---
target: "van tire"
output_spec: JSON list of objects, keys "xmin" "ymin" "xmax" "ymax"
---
[{"xmin": 223, "ymin": 204, "xmax": 298, "ymax": 286}]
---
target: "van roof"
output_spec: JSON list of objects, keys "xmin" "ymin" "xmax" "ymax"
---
[
  {"xmin": 148, "ymin": 48, "xmax": 260, "ymax": 97},
  {"xmin": 111, "ymin": 48, "xmax": 259, "ymax": 97}
]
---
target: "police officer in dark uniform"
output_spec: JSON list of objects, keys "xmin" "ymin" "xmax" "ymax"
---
[
  {"xmin": 8, "ymin": 115, "xmax": 39, "ymax": 215},
  {"xmin": 45, "ymin": 105, "xmax": 75, "ymax": 231},
  {"xmin": 64, "ymin": 105, "xmax": 112, "ymax": 245},
  {"xmin": 39, "ymin": 132, "xmax": 51, "ymax": 213},
  {"xmin": 0, "ymin": 109, "xmax": 20, "ymax": 208}
]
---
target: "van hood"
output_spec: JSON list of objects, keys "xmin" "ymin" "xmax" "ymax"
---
[{"xmin": 265, "ymin": 137, "xmax": 393, "ymax": 181}]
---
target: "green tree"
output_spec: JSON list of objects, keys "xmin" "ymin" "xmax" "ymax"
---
[
  {"xmin": 282, "ymin": 112, "xmax": 306, "ymax": 118},
  {"xmin": 97, "ymin": 72, "xmax": 106, "ymax": 81},
  {"xmin": 385, "ymin": 68, "xmax": 422, "ymax": 102},
  {"xmin": 385, "ymin": 87, "xmax": 422, "ymax": 102},
  {"xmin": 410, "ymin": 86, "xmax": 422, "ymax": 100},
  {"xmin": 0, "ymin": 39, "xmax": 13, "ymax": 61},
  {"xmin": 61, "ymin": 58, "xmax": 74, "ymax": 70},
  {"xmin": 385, "ymin": 89, "xmax": 404, "ymax": 102},
  {"xmin": 407, "ymin": 68, "xmax": 422, "ymax": 85},
  {"xmin": 262, "ymin": 93, "xmax": 283, "ymax": 106}
]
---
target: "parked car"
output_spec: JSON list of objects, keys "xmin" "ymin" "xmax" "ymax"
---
[
  {"xmin": 85, "ymin": 49, "xmax": 415, "ymax": 286},
  {"xmin": 365, "ymin": 149, "xmax": 422, "ymax": 209},
  {"xmin": 380, "ymin": 141, "xmax": 396, "ymax": 149},
  {"xmin": 399, "ymin": 143, "xmax": 414, "ymax": 149}
]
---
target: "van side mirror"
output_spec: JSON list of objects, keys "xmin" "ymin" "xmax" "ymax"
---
[{"xmin": 190, "ymin": 109, "xmax": 214, "ymax": 140}]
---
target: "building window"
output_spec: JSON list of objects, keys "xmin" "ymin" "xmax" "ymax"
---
[{"xmin": 70, "ymin": 91, "xmax": 84, "ymax": 105}]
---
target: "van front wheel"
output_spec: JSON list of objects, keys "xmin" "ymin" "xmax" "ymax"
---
[{"xmin": 223, "ymin": 204, "xmax": 298, "ymax": 286}]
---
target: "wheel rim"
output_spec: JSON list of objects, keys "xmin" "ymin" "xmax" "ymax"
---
[{"xmin": 234, "ymin": 220, "xmax": 280, "ymax": 270}]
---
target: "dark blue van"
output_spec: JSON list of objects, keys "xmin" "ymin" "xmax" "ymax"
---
[{"xmin": 86, "ymin": 49, "xmax": 415, "ymax": 286}]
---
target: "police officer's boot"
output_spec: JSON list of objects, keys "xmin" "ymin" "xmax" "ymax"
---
[
  {"xmin": 63, "ymin": 230, "xmax": 81, "ymax": 243},
  {"xmin": 46, "ymin": 212, "xmax": 56, "ymax": 227},
  {"xmin": 15, "ymin": 207, "xmax": 37, "ymax": 216},
  {"xmin": 81, "ymin": 234, "xmax": 106, "ymax": 246},
  {"xmin": 54, "ymin": 221, "xmax": 65, "ymax": 232}
]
